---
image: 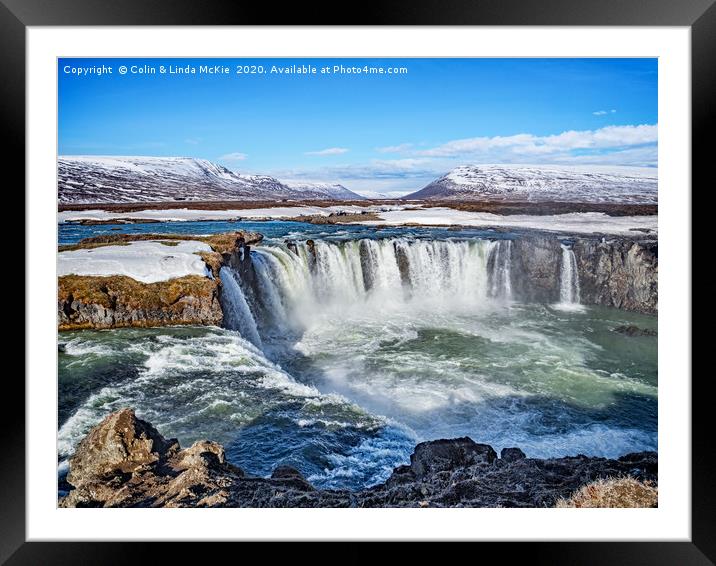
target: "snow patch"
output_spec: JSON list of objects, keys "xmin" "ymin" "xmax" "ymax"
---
[
  {"xmin": 58, "ymin": 240, "xmax": 213, "ymax": 283},
  {"xmin": 58, "ymin": 204, "xmax": 405, "ymax": 223},
  {"xmin": 408, "ymin": 164, "xmax": 658, "ymax": 204},
  {"xmin": 359, "ymin": 208, "xmax": 657, "ymax": 236}
]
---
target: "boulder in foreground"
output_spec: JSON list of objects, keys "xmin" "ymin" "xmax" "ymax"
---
[{"xmin": 60, "ymin": 409, "xmax": 658, "ymax": 508}]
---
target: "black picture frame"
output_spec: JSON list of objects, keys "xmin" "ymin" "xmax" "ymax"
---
[{"xmin": 5, "ymin": 0, "xmax": 709, "ymax": 562}]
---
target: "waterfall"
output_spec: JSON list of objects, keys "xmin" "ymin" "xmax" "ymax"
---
[
  {"xmin": 218, "ymin": 266, "xmax": 263, "ymax": 348},
  {"xmin": 559, "ymin": 244, "xmax": 581, "ymax": 304},
  {"xmin": 253, "ymin": 238, "xmax": 494, "ymax": 310},
  {"xmin": 219, "ymin": 238, "xmax": 517, "ymax": 347},
  {"xmin": 488, "ymin": 240, "xmax": 513, "ymax": 301}
]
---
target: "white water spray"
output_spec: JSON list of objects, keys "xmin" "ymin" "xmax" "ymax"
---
[
  {"xmin": 221, "ymin": 238, "xmax": 499, "ymax": 345},
  {"xmin": 488, "ymin": 240, "xmax": 513, "ymax": 301},
  {"xmin": 218, "ymin": 266, "xmax": 263, "ymax": 348},
  {"xmin": 559, "ymin": 243, "xmax": 581, "ymax": 305}
]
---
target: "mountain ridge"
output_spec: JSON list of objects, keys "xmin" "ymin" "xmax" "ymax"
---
[
  {"xmin": 404, "ymin": 164, "xmax": 658, "ymax": 204},
  {"xmin": 58, "ymin": 156, "xmax": 365, "ymax": 203}
]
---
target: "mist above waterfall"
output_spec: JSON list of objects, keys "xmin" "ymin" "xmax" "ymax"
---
[{"xmin": 220, "ymin": 238, "xmax": 514, "ymax": 348}]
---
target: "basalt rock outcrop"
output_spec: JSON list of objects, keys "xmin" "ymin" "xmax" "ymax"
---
[
  {"xmin": 573, "ymin": 237, "xmax": 657, "ymax": 314},
  {"xmin": 510, "ymin": 237, "xmax": 562, "ymax": 303},
  {"xmin": 60, "ymin": 409, "xmax": 658, "ymax": 508},
  {"xmin": 613, "ymin": 325, "xmax": 658, "ymax": 337},
  {"xmin": 58, "ymin": 232, "xmax": 262, "ymax": 330},
  {"xmin": 58, "ymin": 274, "xmax": 223, "ymax": 330},
  {"xmin": 509, "ymin": 234, "xmax": 657, "ymax": 314}
]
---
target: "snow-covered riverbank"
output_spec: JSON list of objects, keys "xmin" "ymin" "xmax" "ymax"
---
[{"xmin": 59, "ymin": 205, "xmax": 657, "ymax": 236}]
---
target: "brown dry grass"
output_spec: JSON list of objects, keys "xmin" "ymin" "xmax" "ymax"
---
[
  {"xmin": 58, "ymin": 199, "xmax": 374, "ymax": 213},
  {"xmin": 59, "ymin": 199, "xmax": 657, "ymax": 217},
  {"xmin": 197, "ymin": 251, "xmax": 223, "ymax": 277},
  {"xmin": 58, "ymin": 274, "xmax": 217, "ymax": 309},
  {"xmin": 58, "ymin": 274, "xmax": 220, "ymax": 330},
  {"xmin": 422, "ymin": 201, "xmax": 657, "ymax": 217},
  {"xmin": 555, "ymin": 477, "xmax": 658, "ymax": 508},
  {"xmin": 284, "ymin": 212, "xmax": 381, "ymax": 225},
  {"xmin": 58, "ymin": 231, "xmax": 262, "ymax": 253}
]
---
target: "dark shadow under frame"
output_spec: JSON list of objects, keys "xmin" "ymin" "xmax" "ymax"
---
[{"xmin": 3, "ymin": 0, "xmax": 710, "ymax": 563}]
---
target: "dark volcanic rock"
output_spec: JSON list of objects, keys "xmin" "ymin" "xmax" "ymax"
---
[
  {"xmin": 500, "ymin": 447, "xmax": 526, "ymax": 462},
  {"xmin": 490, "ymin": 233, "xmax": 657, "ymax": 314},
  {"xmin": 60, "ymin": 409, "xmax": 658, "ymax": 508},
  {"xmin": 572, "ymin": 238, "xmax": 657, "ymax": 314},
  {"xmin": 409, "ymin": 437, "xmax": 497, "ymax": 478},
  {"xmin": 510, "ymin": 236, "xmax": 561, "ymax": 303},
  {"xmin": 613, "ymin": 325, "xmax": 657, "ymax": 337}
]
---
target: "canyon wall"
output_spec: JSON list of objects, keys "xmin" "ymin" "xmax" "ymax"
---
[
  {"xmin": 58, "ymin": 230, "xmax": 658, "ymax": 332},
  {"xmin": 510, "ymin": 234, "xmax": 657, "ymax": 314}
]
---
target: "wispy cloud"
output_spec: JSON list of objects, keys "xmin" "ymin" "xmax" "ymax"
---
[
  {"xmin": 273, "ymin": 158, "xmax": 441, "ymax": 182},
  {"xmin": 271, "ymin": 160, "xmax": 441, "ymax": 196},
  {"xmin": 219, "ymin": 152, "xmax": 248, "ymax": 161},
  {"xmin": 184, "ymin": 137, "xmax": 202, "ymax": 145},
  {"xmin": 321, "ymin": 159, "xmax": 438, "ymax": 180},
  {"xmin": 304, "ymin": 147, "xmax": 349, "ymax": 156},
  {"xmin": 376, "ymin": 143, "xmax": 414, "ymax": 154},
  {"xmin": 412, "ymin": 124, "xmax": 656, "ymax": 162},
  {"xmin": 593, "ymin": 109, "xmax": 617, "ymax": 116},
  {"xmin": 265, "ymin": 123, "xmax": 657, "ymax": 193},
  {"xmin": 550, "ymin": 146, "xmax": 657, "ymax": 167}
]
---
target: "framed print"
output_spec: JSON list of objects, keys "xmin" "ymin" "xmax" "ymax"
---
[{"xmin": 6, "ymin": 0, "xmax": 711, "ymax": 562}]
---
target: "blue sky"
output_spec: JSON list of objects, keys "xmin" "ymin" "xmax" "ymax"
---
[{"xmin": 59, "ymin": 58, "xmax": 657, "ymax": 195}]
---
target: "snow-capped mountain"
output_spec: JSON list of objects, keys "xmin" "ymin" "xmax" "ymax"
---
[
  {"xmin": 283, "ymin": 181, "xmax": 365, "ymax": 200},
  {"xmin": 404, "ymin": 164, "xmax": 658, "ymax": 204},
  {"xmin": 58, "ymin": 156, "xmax": 363, "ymax": 203}
]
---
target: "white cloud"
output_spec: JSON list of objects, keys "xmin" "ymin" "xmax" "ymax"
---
[
  {"xmin": 305, "ymin": 147, "xmax": 349, "ymax": 156},
  {"xmin": 376, "ymin": 143, "xmax": 414, "ymax": 153},
  {"xmin": 219, "ymin": 152, "xmax": 248, "ymax": 161},
  {"xmin": 184, "ymin": 137, "xmax": 201, "ymax": 145},
  {"xmin": 413, "ymin": 124, "xmax": 657, "ymax": 161},
  {"xmin": 324, "ymin": 158, "xmax": 439, "ymax": 179},
  {"xmin": 273, "ymin": 158, "xmax": 438, "ymax": 179},
  {"xmin": 264, "ymin": 123, "xmax": 656, "ymax": 193},
  {"xmin": 593, "ymin": 109, "xmax": 617, "ymax": 116},
  {"xmin": 551, "ymin": 146, "xmax": 657, "ymax": 167}
]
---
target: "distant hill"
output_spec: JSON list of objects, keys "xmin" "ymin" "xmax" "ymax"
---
[
  {"xmin": 403, "ymin": 164, "xmax": 658, "ymax": 204},
  {"xmin": 283, "ymin": 181, "xmax": 365, "ymax": 200},
  {"xmin": 58, "ymin": 156, "xmax": 364, "ymax": 203}
]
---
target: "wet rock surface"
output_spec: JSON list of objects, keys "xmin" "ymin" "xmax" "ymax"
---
[
  {"xmin": 510, "ymin": 236, "xmax": 561, "ymax": 303},
  {"xmin": 508, "ymin": 234, "xmax": 657, "ymax": 314},
  {"xmin": 60, "ymin": 409, "xmax": 658, "ymax": 508},
  {"xmin": 613, "ymin": 324, "xmax": 658, "ymax": 337},
  {"xmin": 573, "ymin": 238, "xmax": 657, "ymax": 314}
]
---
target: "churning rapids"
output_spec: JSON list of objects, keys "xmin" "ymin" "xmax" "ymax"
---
[{"xmin": 58, "ymin": 224, "xmax": 657, "ymax": 491}]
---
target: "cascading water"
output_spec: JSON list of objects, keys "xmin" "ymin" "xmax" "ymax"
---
[
  {"xmin": 60, "ymin": 230, "xmax": 657, "ymax": 492},
  {"xmin": 218, "ymin": 238, "xmax": 502, "ymax": 347},
  {"xmin": 559, "ymin": 243, "xmax": 581, "ymax": 305},
  {"xmin": 218, "ymin": 266, "xmax": 263, "ymax": 348},
  {"xmin": 487, "ymin": 239, "xmax": 513, "ymax": 301},
  {"xmin": 237, "ymin": 239, "xmax": 498, "ymax": 339}
]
